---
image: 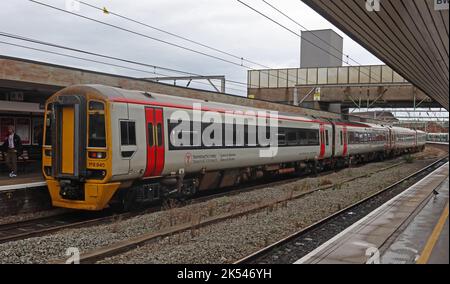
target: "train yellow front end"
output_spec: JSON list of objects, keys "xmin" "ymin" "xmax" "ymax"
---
[{"xmin": 42, "ymin": 85, "xmax": 120, "ymax": 211}]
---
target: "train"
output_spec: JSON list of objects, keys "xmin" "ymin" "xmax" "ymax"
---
[
  {"xmin": 427, "ymin": 133, "xmax": 449, "ymax": 143},
  {"xmin": 42, "ymin": 85, "xmax": 427, "ymax": 211}
]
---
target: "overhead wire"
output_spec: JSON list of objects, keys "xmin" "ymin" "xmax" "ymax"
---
[
  {"xmin": 28, "ymin": 0, "xmax": 315, "ymax": 87},
  {"xmin": 0, "ymin": 37, "xmax": 247, "ymax": 94},
  {"xmin": 0, "ymin": 31, "xmax": 249, "ymax": 92}
]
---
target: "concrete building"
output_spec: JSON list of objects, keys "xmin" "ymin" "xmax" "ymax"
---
[{"xmin": 300, "ymin": 29, "xmax": 343, "ymax": 68}]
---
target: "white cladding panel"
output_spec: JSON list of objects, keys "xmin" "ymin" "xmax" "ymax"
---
[
  {"xmin": 160, "ymin": 107, "xmax": 328, "ymax": 176},
  {"xmin": 127, "ymin": 103, "xmax": 147, "ymax": 178},
  {"xmin": 110, "ymin": 102, "xmax": 129, "ymax": 178}
]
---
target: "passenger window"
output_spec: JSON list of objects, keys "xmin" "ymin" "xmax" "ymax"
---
[
  {"xmin": 120, "ymin": 121, "xmax": 136, "ymax": 146},
  {"xmin": 278, "ymin": 129, "xmax": 286, "ymax": 146},
  {"xmin": 325, "ymin": 130, "xmax": 329, "ymax": 146},
  {"xmin": 340, "ymin": 131, "xmax": 343, "ymax": 145},
  {"xmin": 308, "ymin": 131, "xmax": 319, "ymax": 146},
  {"xmin": 287, "ymin": 131, "xmax": 297, "ymax": 145}
]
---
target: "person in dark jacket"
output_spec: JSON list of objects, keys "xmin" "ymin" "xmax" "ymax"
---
[{"xmin": 1, "ymin": 126, "xmax": 22, "ymax": 178}]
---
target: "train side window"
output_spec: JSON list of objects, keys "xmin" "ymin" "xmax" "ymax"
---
[
  {"xmin": 308, "ymin": 131, "xmax": 319, "ymax": 146},
  {"xmin": 287, "ymin": 131, "xmax": 297, "ymax": 145},
  {"xmin": 120, "ymin": 121, "xmax": 136, "ymax": 146},
  {"xmin": 325, "ymin": 130, "xmax": 329, "ymax": 146},
  {"xmin": 278, "ymin": 129, "xmax": 286, "ymax": 146},
  {"xmin": 359, "ymin": 133, "xmax": 364, "ymax": 144},
  {"xmin": 298, "ymin": 131, "xmax": 307, "ymax": 146},
  {"xmin": 349, "ymin": 132, "xmax": 355, "ymax": 144},
  {"xmin": 147, "ymin": 123, "xmax": 154, "ymax": 146},
  {"xmin": 340, "ymin": 131, "xmax": 343, "ymax": 146}
]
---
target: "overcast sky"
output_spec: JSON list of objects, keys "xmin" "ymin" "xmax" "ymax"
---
[{"xmin": 0, "ymin": 0, "xmax": 384, "ymax": 96}]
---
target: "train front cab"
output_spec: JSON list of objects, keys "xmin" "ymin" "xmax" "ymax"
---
[{"xmin": 42, "ymin": 87, "xmax": 120, "ymax": 211}]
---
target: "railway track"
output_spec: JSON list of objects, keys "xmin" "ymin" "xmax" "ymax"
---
[
  {"xmin": 234, "ymin": 155, "xmax": 449, "ymax": 264},
  {"xmin": 46, "ymin": 154, "xmax": 446, "ymax": 263},
  {"xmin": 0, "ymin": 211, "xmax": 133, "ymax": 244}
]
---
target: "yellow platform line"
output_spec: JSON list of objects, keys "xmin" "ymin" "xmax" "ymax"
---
[{"xmin": 416, "ymin": 202, "xmax": 449, "ymax": 264}]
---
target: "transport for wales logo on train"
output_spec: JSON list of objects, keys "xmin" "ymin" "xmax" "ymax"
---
[{"xmin": 169, "ymin": 103, "xmax": 279, "ymax": 158}]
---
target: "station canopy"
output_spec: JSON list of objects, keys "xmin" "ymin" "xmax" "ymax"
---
[{"xmin": 302, "ymin": 0, "xmax": 449, "ymax": 110}]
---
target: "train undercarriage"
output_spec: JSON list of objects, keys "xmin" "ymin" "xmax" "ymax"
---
[{"xmin": 109, "ymin": 146, "xmax": 425, "ymax": 211}]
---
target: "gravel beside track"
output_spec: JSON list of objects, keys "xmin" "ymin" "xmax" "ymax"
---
[
  {"xmin": 0, "ymin": 209, "xmax": 71, "ymax": 226},
  {"xmin": 0, "ymin": 147, "xmax": 445, "ymax": 264}
]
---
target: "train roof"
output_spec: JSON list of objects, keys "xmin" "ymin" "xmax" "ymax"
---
[
  {"xmin": 53, "ymin": 84, "xmax": 329, "ymax": 123},
  {"xmin": 53, "ymin": 84, "xmax": 391, "ymax": 128}
]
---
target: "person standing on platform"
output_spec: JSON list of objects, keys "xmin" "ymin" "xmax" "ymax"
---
[{"xmin": 1, "ymin": 125, "xmax": 23, "ymax": 178}]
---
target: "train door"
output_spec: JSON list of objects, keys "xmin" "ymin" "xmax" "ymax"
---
[
  {"xmin": 330, "ymin": 122, "xmax": 336, "ymax": 158},
  {"xmin": 390, "ymin": 129, "xmax": 395, "ymax": 149},
  {"xmin": 51, "ymin": 95, "xmax": 87, "ymax": 180},
  {"xmin": 415, "ymin": 130, "xmax": 418, "ymax": 147},
  {"xmin": 342, "ymin": 126, "xmax": 348, "ymax": 156},
  {"xmin": 61, "ymin": 106, "xmax": 75, "ymax": 175},
  {"xmin": 319, "ymin": 124, "xmax": 325, "ymax": 159},
  {"xmin": 144, "ymin": 107, "xmax": 165, "ymax": 177}
]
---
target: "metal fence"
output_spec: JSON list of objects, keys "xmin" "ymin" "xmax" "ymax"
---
[{"xmin": 248, "ymin": 65, "xmax": 408, "ymax": 89}]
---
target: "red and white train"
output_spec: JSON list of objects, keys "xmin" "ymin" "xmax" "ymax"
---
[{"xmin": 42, "ymin": 85, "xmax": 426, "ymax": 211}]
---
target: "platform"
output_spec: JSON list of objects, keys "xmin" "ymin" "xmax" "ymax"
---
[
  {"xmin": 296, "ymin": 162, "xmax": 449, "ymax": 264},
  {"xmin": 0, "ymin": 160, "xmax": 44, "ymax": 190},
  {"xmin": 0, "ymin": 171, "xmax": 45, "ymax": 192}
]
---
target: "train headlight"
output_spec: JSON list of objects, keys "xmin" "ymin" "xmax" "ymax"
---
[{"xmin": 89, "ymin": 152, "xmax": 107, "ymax": 159}]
